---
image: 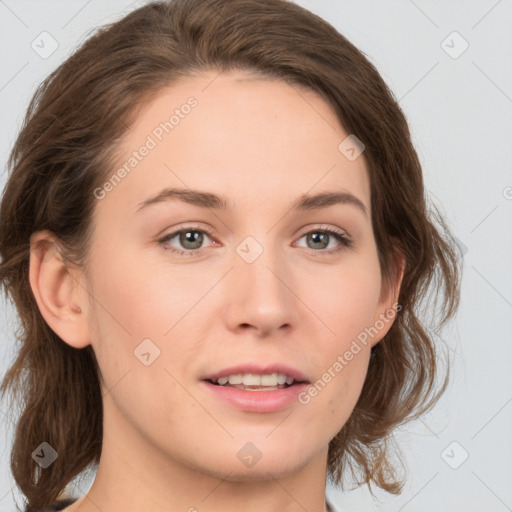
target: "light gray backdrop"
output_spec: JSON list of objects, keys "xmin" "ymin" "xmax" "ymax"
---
[{"xmin": 1, "ymin": 1, "xmax": 511, "ymax": 511}]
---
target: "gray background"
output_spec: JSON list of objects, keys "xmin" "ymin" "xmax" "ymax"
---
[{"xmin": 1, "ymin": 1, "xmax": 511, "ymax": 511}]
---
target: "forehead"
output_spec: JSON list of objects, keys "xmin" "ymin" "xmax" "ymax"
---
[{"xmin": 98, "ymin": 70, "xmax": 371, "ymax": 218}]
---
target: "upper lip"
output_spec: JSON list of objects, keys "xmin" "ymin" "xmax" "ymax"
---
[{"xmin": 202, "ymin": 364, "xmax": 309, "ymax": 383}]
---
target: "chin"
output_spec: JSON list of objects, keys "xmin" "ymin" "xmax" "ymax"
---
[
  {"xmin": 185, "ymin": 443, "xmax": 316, "ymax": 481},
  {"xmin": 202, "ymin": 461, "xmax": 310, "ymax": 483}
]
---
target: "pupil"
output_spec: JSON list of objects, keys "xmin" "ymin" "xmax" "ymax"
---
[
  {"xmin": 181, "ymin": 230, "xmax": 202, "ymax": 249},
  {"xmin": 309, "ymin": 232, "xmax": 327, "ymax": 249}
]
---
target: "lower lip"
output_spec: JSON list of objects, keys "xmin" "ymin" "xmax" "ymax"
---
[{"xmin": 202, "ymin": 381, "xmax": 309, "ymax": 413}]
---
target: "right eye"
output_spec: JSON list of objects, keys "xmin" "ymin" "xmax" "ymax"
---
[{"xmin": 158, "ymin": 225, "xmax": 217, "ymax": 257}]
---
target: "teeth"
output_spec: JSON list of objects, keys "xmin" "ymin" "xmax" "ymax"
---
[
  {"xmin": 243, "ymin": 374, "xmax": 262, "ymax": 386},
  {"xmin": 215, "ymin": 372, "xmax": 296, "ymax": 387},
  {"xmin": 228, "ymin": 375, "xmax": 243, "ymax": 385},
  {"xmin": 260, "ymin": 373, "xmax": 278, "ymax": 386}
]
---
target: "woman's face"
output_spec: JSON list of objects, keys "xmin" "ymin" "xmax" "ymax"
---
[{"xmin": 74, "ymin": 70, "xmax": 399, "ymax": 481}]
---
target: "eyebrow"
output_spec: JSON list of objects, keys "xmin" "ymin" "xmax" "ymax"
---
[{"xmin": 136, "ymin": 187, "xmax": 368, "ymax": 218}]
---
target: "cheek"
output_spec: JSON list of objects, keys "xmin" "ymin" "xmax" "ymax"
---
[
  {"xmin": 307, "ymin": 256, "xmax": 382, "ymax": 347},
  {"xmin": 301, "ymin": 256, "xmax": 380, "ymax": 409},
  {"xmin": 85, "ymin": 251, "xmax": 196, "ymax": 431},
  {"xmin": 87, "ymin": 245, "xmax": 191, "ymax": 340},
  {"xmin": 86, "ymin": 246, "xmax": 213, "ymax": 400}
]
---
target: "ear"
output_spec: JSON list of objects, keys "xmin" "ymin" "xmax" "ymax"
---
[
  {"xmin": 368, "ymin": 242, "xmax": 405, "ymax": 348},
  {"xmin": 29, "ymin": 230, "xmax": 91, "ymax": 349}
]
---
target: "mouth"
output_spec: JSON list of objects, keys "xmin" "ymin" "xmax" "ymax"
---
[
  {"xmin": 206, "ymin": 372, "xmax": 308, "ymax": 391},
  {"xmin": 201, "ymin": 365, "xmax": 310, "ymax": 412}
]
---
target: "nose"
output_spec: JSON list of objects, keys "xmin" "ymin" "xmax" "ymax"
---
[{"xmin": 223, "ymin": 238, "xmax": 299, "ymax": 338}]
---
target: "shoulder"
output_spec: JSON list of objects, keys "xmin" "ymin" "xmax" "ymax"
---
[
  {"xmin": 29, "ymin": 498, "xmax": 78, "ymax": 512},
  {"xmin": 325, "ymin": 498, "xmax": 337, "ymax": 512}
]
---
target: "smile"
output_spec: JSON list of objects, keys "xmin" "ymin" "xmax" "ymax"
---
[{"xmin": 209, "ymin": 372, "xmax": 297, "ymax": 390}]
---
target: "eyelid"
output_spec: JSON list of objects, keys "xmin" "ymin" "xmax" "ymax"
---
[{"xmin": 296, "ymin": 223, "xmax": 350, "ymax": 239}]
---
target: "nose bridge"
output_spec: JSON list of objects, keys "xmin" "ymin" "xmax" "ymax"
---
[
  {"xmin": 225, "ymin": 231, "xmax": 298, "ymax": 333},
  {"xmin": 235, "ymin": 233, "xmax": 286, "ymax": 295}
]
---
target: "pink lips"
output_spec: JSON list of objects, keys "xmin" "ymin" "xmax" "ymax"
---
[
  {"xmin": 202, "ymin": 380, "xmax": 309, "ymax": 413},
  {"xmin": 201, "ymin": 363, "xmax": 310, "ymax": 413}
]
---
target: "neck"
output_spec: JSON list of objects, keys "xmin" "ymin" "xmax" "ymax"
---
[{"xmin": 67, "ymin": 398, "xmax": 331, "ymax": 512}]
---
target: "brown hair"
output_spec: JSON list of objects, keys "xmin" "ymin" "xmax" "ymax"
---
[{"xmin": 0, "ymin": 0, "xmax": 461, "ymax": 509}]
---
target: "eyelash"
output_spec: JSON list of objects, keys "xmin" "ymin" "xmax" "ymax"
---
[{"xmin": 157, "ymin": 224, "xmax": 353, "ymax": 258}]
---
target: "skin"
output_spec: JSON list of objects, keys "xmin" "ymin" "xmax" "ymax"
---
[{"xmin": 29, "ymin": 70, "xmax": 403, "ymax": 512}]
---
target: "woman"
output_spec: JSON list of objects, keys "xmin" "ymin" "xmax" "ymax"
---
[{"xmin": 0, "ymin": 0, "xmax": 461, "ymax": 511}]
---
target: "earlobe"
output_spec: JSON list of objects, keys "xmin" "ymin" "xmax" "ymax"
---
[
  {"xmin": 389, "ymin": 245, "xmax": 406, "ymax": 308},
  {"xmin": 29, "ymin": 230, "xmax": 91, "ymax": 349},
  {"xmin": 369, "ymin": 244, "xmax": 406, "ymax": 348}
]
